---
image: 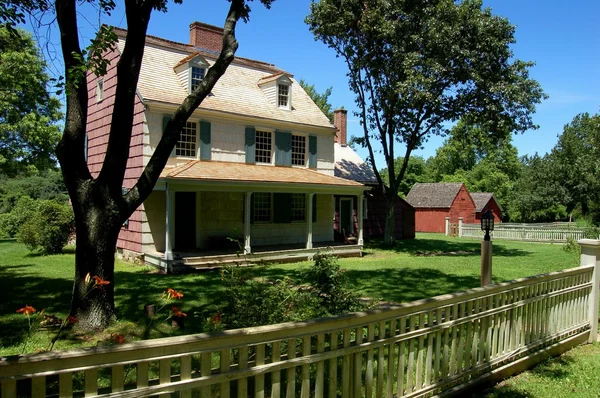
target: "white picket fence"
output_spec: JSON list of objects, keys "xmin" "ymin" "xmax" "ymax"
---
[
  {"xmin": 460, "ymin": 223, "xmax": 597, "ymax": 242},
  {"xmin": 1, "ymin": 242, "xmax": 599, "ymax": 398}
]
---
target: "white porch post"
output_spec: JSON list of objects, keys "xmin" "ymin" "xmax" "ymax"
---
[
  {"xmin": 445, "ymin": 217, "xmax": 450, "ymax": 236},
  {"xmin": 244, "ymin": 192, "xmax": 252, "ymax": 254},
  {"xmin": 165, "ymin": 185, "xmax": 175, "ymax": 261},
  {"xmin": 357, "ymin": 194, "xmax": 364, "ymax": 246},
  {"xmin": 579, "ymin": 239, "xmax": 600, "ymax": 342},
  {"xmin": 458, "ymin": 217, "xmax": 464, "ymax": 237},
  {"xmin": 306, "ymin": 193, "xmax": 314, "ymax": 249}
]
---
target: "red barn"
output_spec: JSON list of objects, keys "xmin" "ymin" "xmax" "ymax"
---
[
  {"xmin": 471, "ymin": 192, "xmax": 503, "ymax": 223},
  {"xmin": 405, "ymin": 183, "xmax": 476, "ymax": 233}
]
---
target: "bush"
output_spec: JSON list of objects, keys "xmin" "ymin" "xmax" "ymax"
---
[
  {"xmin": 0, "ymin": 196, "xmax": 38, "ymax": 238},
  {"xmin": 18, "ymin": 200, "xmax": 74, "ymax": 254}
]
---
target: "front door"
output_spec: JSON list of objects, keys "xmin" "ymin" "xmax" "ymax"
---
[
  {"xmin": 340, "ymin": 198, "xmax": 353, "ymax": 235},
  {"xmin": 175, "ymin": 192, "xmax": 196, "ymax": 250}
]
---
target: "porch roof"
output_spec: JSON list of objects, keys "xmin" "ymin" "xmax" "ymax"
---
[{"xmin": 158, "ymin": 160, "xmax": 367, "ymax": 193}]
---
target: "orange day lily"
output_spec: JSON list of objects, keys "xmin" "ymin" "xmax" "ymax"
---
[
  {"xmin": 210, "ymin": 311, "xmax": 222, "ymax": 325},
  {"xmin": 166, "ymin": 288, "xmax": 184, "ymax": 300},
  {"xmin": 171, "ymin": 306, "xmax": 187, "ymax": 318},
  {"xmin": 16, "ymin": 305, "xmax": 37, "ymax": 316},
  {"xmin": 92, "ymin": 275, "xmax": 110, "ymax": 289},
  {"xmin": 111, "ymin": 334, "xmax": 125, "ymax": 344},
  {"xmin": 66, "ymin": 316, "xmax": 78, "ymax": 326}
]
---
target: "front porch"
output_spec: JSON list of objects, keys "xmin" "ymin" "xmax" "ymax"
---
[{"xmin": 145, "ymin": 241, "xmax": 362, "ymax": 272}]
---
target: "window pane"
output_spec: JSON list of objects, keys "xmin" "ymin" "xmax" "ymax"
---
[
  {"xmin": 175, "ymin": 121, "xmax": 197, "ymax": 157},
  {"xmin": 255, "ymin": 130, "xmax": 272, "ymax": 164},
  {"xmin": 290, "ymin": 193, "xmax": 305, "ymax": 222},
  {"xmin": 278, "ymin": 84, "xmax": 289, "ymax": 107},
  {"xmin": 191, "ymin": 67, "xmax": 205, "ymax": 91},
  {"xmin": 291, "ymin": 135, "xmax": 306, "ymax": 166},
  {"xmin": 254, "ymin": 193, "xmax": 272, "ymax": 222}
]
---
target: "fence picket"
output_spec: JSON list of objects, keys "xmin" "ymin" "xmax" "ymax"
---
[
  {"xmin": 237, "ymin": 346, "xmax": 248, "ymax": 398},
  {"xmin": 315, "ymin": 335, "xmax": 325, "ymax": 398},
  {"xmin": 329, "ymin": 333, "xmax": 339, "ymax": 398},
  {"xmin": 271, "ymin": 341, "xmax": 282, "ymax": 398},
  {"xmin": 286, "ymin": 339, "xmax": 296, "ymax": 398}
]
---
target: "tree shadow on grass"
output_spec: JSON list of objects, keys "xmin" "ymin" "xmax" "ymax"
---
[
  {"xmin": 468, "ymin": 385, "xmax": 534, "ymax": 398},
  {"xmin": 366, "ymin": 238, "xmax": 532, "ymax": 258}
]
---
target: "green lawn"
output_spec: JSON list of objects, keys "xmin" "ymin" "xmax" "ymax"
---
[{"xmin": 1, "ymin": 234, "xmax": 595, "ymax": 396}]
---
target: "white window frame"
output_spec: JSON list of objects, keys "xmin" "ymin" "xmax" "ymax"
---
[
  {"xmin": 190, "ymin": 66, "xmax": 205, "ymax": 92},
  {"xmin": 253, "ymin": 192, "xmax": 272, "ymax": 223},
  {"xmin": 175, "ymin": 120, "xmax": 198, "ymax": 158},
  {"xmin": 255, "ymin": 129, "xmax": 273, "ymax": 164},
  {"xmin": 291, "ymin": 134, "xmax": 307, "ymax": 167},
  {"xmin": 290, "ymin": 193, "xmax": 306, "ymax": 222},
  {"xmin": 278, "ymin": 83, "xmax": 291, "ymax": 110},
  {"xmin": 96, "ymin": 78, "xmax": 104, "ymax": 102}
]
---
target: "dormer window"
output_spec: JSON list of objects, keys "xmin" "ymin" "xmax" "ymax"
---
[
  {"xmin": 278, "ymin": 84, "xmax": 289, "ymax": 108},
  {"xmin": 191, "ymin": 66, "xmax": 205, "ymax": 92},
  {"xmin": 96, "ymin": 78, "xmax": 104, "ymax": 102},
  {"xmin": 258, "ymin": 72, "xmax": 293, "ymax": 111},
  {"xmin": 174, "ymin": 53, "xmax": 209, "ymax": 94}
]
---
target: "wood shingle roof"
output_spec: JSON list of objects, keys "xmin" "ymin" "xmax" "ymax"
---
[
  {"xmin": 471, "ymin": 192, "xmax": 503, "ymax": 212},
  {"xmin": 405, "ymin": 183, "xmax": 465, "ymax": 208}
]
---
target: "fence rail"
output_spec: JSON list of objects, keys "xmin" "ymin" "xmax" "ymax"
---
[
  {"xmin": 460, "ymin": 224, "xmax": 598, "ymax": 242},
  {"xmin": 1, "ymin": 261, "xmax": 597, "ymax": 398}
]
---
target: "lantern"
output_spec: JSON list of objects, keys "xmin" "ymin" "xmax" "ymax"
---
[{"xmin": 480, "ymin": 209, "xmax": 495, "ymax": 241}]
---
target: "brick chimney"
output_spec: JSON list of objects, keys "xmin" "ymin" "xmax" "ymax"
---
[
  {"xmin": 189, "ymin": 21, "xmax": 223, "ymax": 53},
  {"xmin": 334, "ymin": 108, "xmax": 348, "ymax": 145}
]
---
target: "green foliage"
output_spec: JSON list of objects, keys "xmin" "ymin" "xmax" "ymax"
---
[
  {"xmin": 0, "ymin": 196, "xmax": 37, "ymax": 237},
  {"xmin": 562, "ymin": 238, "xmax": 579, "ymax": 254},
  {"xmin": 18, "ymin": 200, "xmax": 74, "ymax": 254},
  {"xmin": 303, "ymin": 252, "xmax": 363, "ymax": 316},
  {"xmin": 379, "ymin": 156, "xmax": 430, "ymax": 197},
  {"xmin": 298, "ymin": 79, "xmax": 334, "ymax": 122},
  {"xmin": 0, "ymin": 27, "xmax": 62, "ymax": 176},
  {"xmin": 0, "ymin": 170, "xmax": 67, "ymax": 213}
]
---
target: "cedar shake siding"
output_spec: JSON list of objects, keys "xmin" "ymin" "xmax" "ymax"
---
[
  {"xmin": 472, "ymin": 193, "xmax": 503, "ymax": 223},
  {"xmin": 406, "ymin": 183, "xmax": 476, "ymax": 233},
  {"xmin": 86, "ymin": 47, "xmax": 145, "ymax": 253}
]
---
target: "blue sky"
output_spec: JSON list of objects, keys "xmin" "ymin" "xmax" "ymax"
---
[{"xmin": 29, "ymin": 0, "xmax": 599, "ymax": 169}]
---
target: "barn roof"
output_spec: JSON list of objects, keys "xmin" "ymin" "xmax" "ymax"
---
[
  {"xmin": 405, "ymin": 182, "xmax": 465, "ymax": 208},
  {"xmin": 334, "ymin": 143, "xmax": 377, "ymax": 185},
  {"xmin": 470, "ymin": 192, "xmax": 503, "ymax": 212}
]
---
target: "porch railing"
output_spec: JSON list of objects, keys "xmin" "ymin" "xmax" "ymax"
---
[
  {"xmin": 1, "ymin": 243, "xmax": 599, "ymax": 398},
  {"xmin": 460, "ymin": 223, "xmax": 598, "ymax": 242}
]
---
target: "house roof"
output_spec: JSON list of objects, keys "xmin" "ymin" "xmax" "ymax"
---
[
  {"xmin": 405, "ymin": 183, "xmax": 465, "ymax": 208},
  {"xmin": 113, "ymin": 28, "xmax": 334, "ymax": 130},
  {"xmin": 333, "ymin": 143, "xmax": 377, "ymax": 185},
  {"xmin": 160, "ymin": 160, "xmax": 366, "ymax": 192},
  {"xmin": 471, "ymin": 192, "xmax": 503, "ymax": 212}
]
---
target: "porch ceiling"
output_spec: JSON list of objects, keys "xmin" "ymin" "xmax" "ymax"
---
[{"xmin": 158, "ymin": 160, "xmax": 368, "ymax": 194}]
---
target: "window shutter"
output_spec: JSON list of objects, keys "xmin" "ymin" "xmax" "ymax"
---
[
  {"xmin": 275, "ymin": 131, "xmax": 292, "ymax": 166},
  {"xmin": 312, "ymin": 194, "xmax": 317, "ymax": 223},
  {"xmin": 200, "ymin": 121, "xmax": 211, "ymax": 160},
  {"xmin": 309, "ymin": 135, "xmax": 317, "ymax": 168},
  {"xmin": 274, "ymin": 193, "xmax": 291, "ymax": 223},
  {"xmin": 163, "ymin": 115, "xmax": 175, "ymax": 156},
  {"xmin": 245, "ymin": 127, "xmax": 256, "ymax": 163}
]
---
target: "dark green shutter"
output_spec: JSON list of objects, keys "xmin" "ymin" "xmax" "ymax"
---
[
  {"xmin": 273, "ymin": 193, "xmax": 291, "ymax": 223},
  {"xmin": 163, "ymin": 115, "xmax": 175, "ymax": 156},
  {"xmin": 275, "ymin": 131, "xmax": 292, "ymax": 166},
  {"xmin": 312, "ymin": 194, "xmax": 317, "ymax": 223},
  {"xmin": 245, "ymin": 127, "xmax": 256, "ymax": 163},
  {"xmin": 309, "ymin": 135, "xmax": 317, "ymax": 168},
  {"xmin": 200, "ymin": 121, "xmax": 211, "ymax": 160}
]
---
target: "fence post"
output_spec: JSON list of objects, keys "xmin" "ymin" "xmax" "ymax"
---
[
  {"xmin": 578, "ymin": 239, "xmax": 600, "ymax": 343},
  {"xmin": 458, "ymin": 218, "xmax": 463, "ymax": 237},
  {"xmin": 445, "ymin": 217, "xmax": 450, "ymax": 236}
]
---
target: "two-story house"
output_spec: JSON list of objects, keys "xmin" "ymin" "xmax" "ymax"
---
[{"xmin": 86, "ymin": 22, "xmax": 368, "ymax": 270}]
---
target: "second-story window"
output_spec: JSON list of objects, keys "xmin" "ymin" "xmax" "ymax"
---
[
  {"xmin": 96, "ymin": 78, "xmax": 104, "ymax": 102},
  {"xmin": 278, "ymin": 84, "xmax": 289, "ymax": 108},
  {"xmin": 191, "ymin": 66, "xmax": 205, "ymax": 92},
  {"xmin": 255, "ymin": 130, "xmax": 272, "ymax": 164},
  {"xmin": 291, "ymin": 135, "xmax": 306, "ymax": 166},
  {"xmin": 176, "ymin": 121, "xmax": 197, "ymax": 157}
]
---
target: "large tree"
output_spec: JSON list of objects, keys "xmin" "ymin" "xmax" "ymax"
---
[
  {"xmin": 307, "ymin": 0, "xmax": 545, "ymax": 243},
  {"xmin": 4, "ymin": 0, "xmax": 273, "ymax": 330},
  {"xmin": 0, "ymin": 27, "xmax": 62, "ymax": 176}
]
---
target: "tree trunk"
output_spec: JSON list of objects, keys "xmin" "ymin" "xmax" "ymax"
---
[
  {"xmin": 383, "ymin": 191, "xmax": 396, "ymax": 245},
  {"xmin": 69, "ymin": 182, "xmax": 122, "ymax": 330}
]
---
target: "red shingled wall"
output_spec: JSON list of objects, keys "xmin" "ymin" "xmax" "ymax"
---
[
  {"xmin": 414, "ymin": 185, "xmax": 476, "ymax": 232},
  {"xmin": 86, "ymin": 47, "xmax": 145, "ymax": 253},
  {"xmin": 475, "ymin": 198, "xmax": 503, "ymax": 223}
]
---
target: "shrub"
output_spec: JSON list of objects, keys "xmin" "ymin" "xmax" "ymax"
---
[
  {"xmin": 18, "ymin": 200, "xmax": 74, "ymax": 254},
  {"xmin": 0, "ymin": 196, "xmax": 38, "ymax": 238},
  {"xmin": 303, "ymin": 252, "xmax": 363, "ymax": 316}
]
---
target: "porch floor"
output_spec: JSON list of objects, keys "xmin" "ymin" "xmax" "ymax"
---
[{"xmin": 144, "ymin": 242, "xmax": 362, "ymax": 272}]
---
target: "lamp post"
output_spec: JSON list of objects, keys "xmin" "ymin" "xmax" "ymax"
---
[{"xmin": 480, "ymin": 209, "xmax": 495, "ymax": 286}]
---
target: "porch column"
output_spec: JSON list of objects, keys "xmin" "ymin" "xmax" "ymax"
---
[
  {"xmin": 357, "ymin": 194, "xmax": 364, "ymax": 246},
  {"xmin": 244, "ymin": 192, "xmax": 252, "ymax": 254},
  {"xmin": 306, "ymin": 193, "xmax": 314, "ymax": 249},
  {"xmin": 165, "ymin": 185, "xmax": 175, "ymax": 261}
]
